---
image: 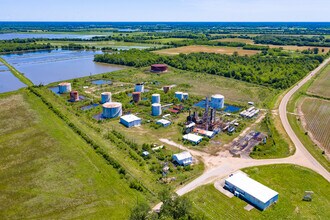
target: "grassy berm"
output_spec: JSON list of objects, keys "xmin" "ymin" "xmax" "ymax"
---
[{"xmin": 0, "ymin": 92, "xmax": 145, "ymax": 219}]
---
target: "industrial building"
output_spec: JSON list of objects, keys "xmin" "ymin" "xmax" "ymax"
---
[
  {"xmin": 102, "ymin": 102, "xmax": 122, "ymax": 119},
  {"xmin": 152, "ymin": 103, "xmax": 162, "ymax": 116},
  {"xmin": 120, "ymin": 114, "xmax": 141, "ymax": 128},
  {"xmin": 101, "ymin": 92, "xmax": 112, "ymax": 104},
  {"xmin": 193, "ymin": 128, "xmax": 215, "ymax": 138},
  {"xmin": 156, "ymin": 119, "xmax": 171, "ymax": 127},
  {"xmin": 172, "ymin": 151, "xmax": 193, "ymax": 166},
  {"xmin": 210, "ymin": 94, "xmax": 225, "ymax": 109},
  {"xmin": 183, "ymin": 133, "xmax": 203, "ymax": 145},
  {"xmin": 152, "ymin": 94, "xmax": 160, "ymax": 104},
  {"xmin": 58, "ymin": 82, "xmax": 71, "ymax": 94},
  {"xmin": 151, "ymin": 64, "xmax": 168, "ymax": 72},
  {"xmin": 225, "ymin": 172, "xmax": 279, "ymax": 210},
  {"xmin": 175, "ymin": 91, "xmax": 184, "ymax": 101},
  {"xmin": 240, "ymin": 107, "xmax": 260, "ymax": 118}
]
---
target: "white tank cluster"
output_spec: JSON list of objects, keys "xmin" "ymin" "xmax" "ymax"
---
[
  {"xmin": 58, "ymin": 82, "xmax": 71, "ymax": 94},
  {"xmin": 102, "ymin": 102, "xmax": 122, "ymax": 118},
  {"xmin": 135, "ymin": 83, "xmax": 144, "ymax": 93},
  {"xmin": 152, "ymin": 103, "xmax": 162, "ymax": 116},
  {"xmin": 211, "ymin": 94, "xmax": 225, "ymax": 109},
  {"xmin": 175, "ymin": 91, "xmax": 184, "ymax": 101},
  {"xmin": 152, "ymin": 94, "xmax": 160, "ymax": 104},
  {"xmin": 101, "ymin": 92, "xmax": 112, "ymax": 104}
]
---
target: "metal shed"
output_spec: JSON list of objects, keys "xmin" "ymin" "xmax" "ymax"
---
[
  {"xmin": 172, "ymin": 151, "xmax": 193, "ymax": 166},
  {"xmin": 120, "ymin": 114, "xmax": 141, "ymax": 128}
]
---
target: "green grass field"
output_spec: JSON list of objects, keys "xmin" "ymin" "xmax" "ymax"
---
[
  {"xmin": 188, "ymin": 164, "xmax": 330, "ymax": 219},
  {"xmin": 0, "ymin": 92, "xmax": 145, "ymax": 219}
]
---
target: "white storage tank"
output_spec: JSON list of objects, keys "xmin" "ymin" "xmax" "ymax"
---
[
  {"xmin": 152, "ymin": 103, "xmax": 162, "ymax": 116},
  {"xmin": 152, "ymin": 94, "xmax": 160, "ymax": 104},
  {"xmin": 135, "ymin": 83, "xmax": 144, "ymax": 93},
  {"xmin": 183, "ymin": 93, "xmax": 189, "ymax": 100},
  {"xmin": 211, "ymin": 94, "xmax": 225, "ymax": 109},
  {"xmin": 102, "ymin": 102, "xmax": 122, "ymax": 118},
  {"xmin": 101, "ymin": 92, "xmax": 112, "ymax": 104},
  {"xmin": 58, "ymin": 82, "xmax": 71, "ymax": 94},
  {"xmin": 175, "ymin": 92, "xmax": 184, "ymax": 101}
]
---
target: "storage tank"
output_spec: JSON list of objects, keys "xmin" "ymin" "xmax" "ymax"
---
[
  {"xmin": 175, "ymin": 92, "xmax": 184, "ymax": 101},
  {"xmin": 135, "ymin": 83, "xmax": 144, "ymax": 93},
  {"xmin": 101, "ymin": 92, "xmax": 112, "ymax": 104},
  {"xmin": 58, "ymin": 82, "xmax": 71, "ymax": 94},
  {"xmin": 152, "ymin": 103, "xmax": 162, "ymax": 116},
  {"xmin": 70, "ymin": 91, "xmax": 79, "ymax": 102},
  {"xmin": 132, "ymin": 92, "xmax": 141, "ymax": 103},
  {"xmin": 163, "ymin": 86, "xmax": 171, "ymax": 94},
  {"xmin": 152, "ymin": 94, "xmax": 160, "ymax": 104},
  {"xmin": 102, "ymin": 102, "xmax": 122, "ymax": 118},
  {"xmin": 211, "ymin": 94, "xmax": 225, "ymax": 109},
  {"xmin": 183, "ymin": 93, "xmax": 189, "ymax": 100}
]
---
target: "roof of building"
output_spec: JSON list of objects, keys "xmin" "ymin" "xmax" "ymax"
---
[
  {"xmin": 186, "ymin": 122, "xmax": 196, "ymax": 128},
  {"xmin": 173, "ymin": 151, "xmax": 192, "ymax": 161},
  {"xmin": 193, "ymin": 128, "xmax": 214, "ymax": 137},
  {"xmin": 225, "ymin": 172, "xmax": 278, "ymax": 203},
  {"xmin": 120, "ymin": 114, "xmax": 141, "ymax": 123},
  {"xmin": 183, "ymin": 133, "xmax": 203, "ymax": 143},
  {"xmin": 157, "ymin": 119, "xmax": 171, "ymax": 125},
  {"xmin": 151, "ymin": 64, "xmax": 167, "ymax": 68}
]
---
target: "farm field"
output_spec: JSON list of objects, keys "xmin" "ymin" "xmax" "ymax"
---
[
  {"xmin": 212, "ymin": 38, "xmax": 254, "ymax": 44},
  {"xmin": 0, "ymin": 92, "xmax": 144, "ymax": 219},
  {"xmin": 300, "ymin": 97, "xmax": 330, "ymax": 152},
  {"xmin": 187, "ymin": 164, "xmax": 330, "ymax": 220},
  {"xmin": 308, "ymin": 64, "xmax": 330, "ymax": 98},
  {"xmin": 258, "ymin": 44, "xmax": 330, "ymax": 53},
  {"xmin": 153, "ymin": 45, "xmax": 260, "ymax": 56},
  {"xmin": 146, "ymin": 38, "xmax": 187, "ymax": 43}
]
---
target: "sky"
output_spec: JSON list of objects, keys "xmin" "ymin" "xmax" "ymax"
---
[{"xmin": 1, "ymin": 0, "xmax": 329, "ymax": 22}]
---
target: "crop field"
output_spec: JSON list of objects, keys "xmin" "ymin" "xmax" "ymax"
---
[
  {"xmin": 0, "ymin": 93, "xmax": 144, "ymax": 219},
  {"xmin": 300, "ymin": 97, "xmax": 330, "ymax": 151},
  {"xmin": 212, "ymin": 38, "xmax": 254, "ymax": 44},
  {"xmin": 153, "ymin": 45, "xmax": 260, "ymax": 56},
  {"xmin": 188, "ymin": 164, "xmax": 330, "ymax": 219},
  {"xmin": 308, "ymin": 64, "xmax": 330, "ymax": 98}
]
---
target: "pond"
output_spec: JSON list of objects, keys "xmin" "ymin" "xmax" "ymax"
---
[
  {"xmin": 91, "ymin": 79, "xmax": 112, "ymax": 85},
  {"xmin": 0, "ymin": 70, "xmax": 26, "ymax": 93},
  {"xmin": 1, "ymin": 49, "xmax": 123, "ymax": 85},
  {"xmin": 81, "ymin": 104, "xmax": 100, "ymax": 111},
  {"xmin": 0, "ymin": 33, "xmax": 103, "ymax": 40},
  {"xmin": 194, "ymin": 100, "xmax": 241, "ymax": 113}
]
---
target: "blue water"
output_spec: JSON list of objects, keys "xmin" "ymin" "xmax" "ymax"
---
[
  {"xmin": 0, "ymin": 71, "xmax": 26, "ymax": 93},
  {"xmin": 194, "ymin": 100, "xmax": 241, "ymax": 113},
  {"xmin": 91, "ymin": 79, "xmax": 112, "ymax": 85},
  {"xmin": 1, "ymin": 49, "xmax": 123, "ymax": 85},
  {"xmin": 0, "ymin": 33, "xmax": 104, "ymax": 40},
  {"xmin": 81, "ymin": 104, "xmax": 99, "ymax": 111}
]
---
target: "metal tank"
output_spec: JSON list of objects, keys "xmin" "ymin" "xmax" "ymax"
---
[
  {"xmin": 183, "ymin": 93, "xmax": 189, "ymax": 100},
  {"xmin": 211, "ymin": 94, "xmax": 225, "ymax": 109},
  {"xmin": 58, "ymin": 82, "xmax": 71, "ymax": 94},
  {"xmin": 135, "ymin": 83, "xmax": 144, "ymax": 93},
  {"xmin": 163, "ymin": 86, "xmax": 171, "ymax": 93},
  {"xmin": 132, "ymin": 92, "xmax": 141, "ymax": 103},
  {"xmin": 101, "ymin": 92, "xmax": 112, "ymax": 104},
  {"xmin": 152, "ymin": 94, "xmax": 160, "ymax": 104},
  {"xmin": 102, "ymin": 102, "xmax": 122, "ymax": 118},
  {"xmin": 152, "ymin": 103, "xmax": 162, "ymax": 116},
  {"xmin": 70, "ymin": 91, "xmax": 79, "ymax": 102},
  {"xmin": 175, "ymin": 92, "xmax": 184, "ymax": 101}
]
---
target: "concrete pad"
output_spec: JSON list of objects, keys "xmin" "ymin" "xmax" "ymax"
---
[
  {"xmin": 214, "ymin": 179, "xmax": 234, "ymax": 198},
  {"xmin": 244, "ymin": 204, "xmax": 255, "ymax": 211}
]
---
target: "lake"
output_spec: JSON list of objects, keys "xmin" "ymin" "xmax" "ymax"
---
[
  {"xmin": 1, "ymin": 49, "xmax": 124, "ymax": 85},
  {"xmin": 0, "ymin": 33, "xmax": 104, "ymax": 40}
]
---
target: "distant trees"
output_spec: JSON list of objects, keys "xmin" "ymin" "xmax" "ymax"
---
[
  {"xmin": 0, "ymin": 40, "xmax": 53, "ymax": 53},
  {"xmin": 95, "ymin": 49, "xmax": 323, "ymax": 89},
  {"xmin": 254, "ymin": 35, "xmax": 330, "ymax": 47}
]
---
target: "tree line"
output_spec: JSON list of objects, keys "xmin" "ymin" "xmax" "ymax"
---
[
  {"xmin": 0, "ymin": 40, "xmax": 53, "ymax": 53},
  {"xmin": 94, "ymin": 49, "xmax": 324, "ymax": 89}
]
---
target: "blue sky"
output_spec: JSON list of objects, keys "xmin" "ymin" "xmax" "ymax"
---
[{"xmin": 1, "ymin": 0, "xmax": 329, "ymax": 21}]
